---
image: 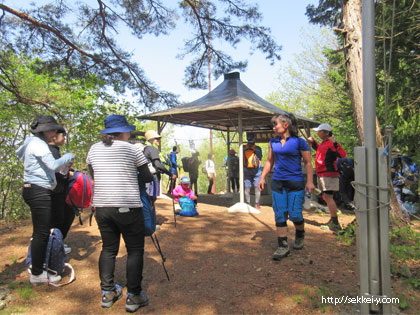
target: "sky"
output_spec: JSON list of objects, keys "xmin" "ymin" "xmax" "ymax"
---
[{"xmin": 6, "ymin": 0, "xmax": 320, "ymax": 146}]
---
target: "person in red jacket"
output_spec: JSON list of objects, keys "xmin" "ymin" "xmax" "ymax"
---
[{"xmin": 308, "ymin": 123, "xmax": 346, "ymax": 232}]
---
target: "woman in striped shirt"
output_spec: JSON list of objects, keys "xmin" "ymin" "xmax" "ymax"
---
[{"xmin": 86, "ymin": 115, "xmax": 151, "ymax": 312}]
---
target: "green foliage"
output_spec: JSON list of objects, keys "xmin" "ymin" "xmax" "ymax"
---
[
  {"xmin": 267, "ymin": 26, "xmax": 359, "ymax": 157},
  {"xmin": 0, "ymin": 52, "xmax": 141, "ymax": 220},
  {"xmin": 0, "ymin": 0, "xmax": 281, "ymax": 108}
]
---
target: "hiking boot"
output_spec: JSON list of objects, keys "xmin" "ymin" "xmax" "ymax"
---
[
  {"xmin": 325, "ymin": 220, "xmax": 342, "ymax": 232},
  {"xmin": 30, "ymin": 271, "xmax": 61, "ymax": 284},
  {"xmin": 101, "ymin": 284, "xmax": 123, "ymax": 308},
  {"xmin": 272, "ymin": 243, "xmax": 290, "ymax": 260},
  {"xmin": 126, "ymin": 291, "xmax": 149, "ymax": 313},
  {"xmin": 293, "ymin": 236, "xmax": 304, "ymax": 250}
]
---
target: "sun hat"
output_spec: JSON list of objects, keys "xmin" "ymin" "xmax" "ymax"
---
[
  {"xmin": 145, "ymin": 130, "xmax": 162, "ymax": 141},
  {"xmin": 101, "ymin": 115, "xmax": 136, "ymax": 134},
  {"xmin": 313, "ymin": 123, "xmax": 332, "ymax": 132},
  {"xmin": 180, "ymin": 176, "xmax": 190, "ymax": 184},
  {"xmin": 30, "ymin": 115, "xmax": 62, "ymax": 134}
]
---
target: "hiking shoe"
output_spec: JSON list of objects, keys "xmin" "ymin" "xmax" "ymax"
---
[
  {"xmin": 30, "ymin": 271, "xmax": 61, "ymax": 284},
  {"xmin": 272, "ymin": 244, "xmax": 290, "ymax": 260},
  {"xmin": 126, "ymin": 291, "xmax": 149, "ymax": 313},
  {"xmin": 321, "ymin": 220, "xmax": 342, "ymax": 232},
  {"xmin": 64, "ymin": 244, "xmax": 72, "ymax": 255},
  {"xmin": 255, "ymin": 204, "xmax": 261, "ymax": 210},
  {"xmin": 101, "ymin": 284, "xmax": 123, "ymax": 308},
  {"xmin": 293, "ymin": 236, "xmax": 304, "ymax": 250}
]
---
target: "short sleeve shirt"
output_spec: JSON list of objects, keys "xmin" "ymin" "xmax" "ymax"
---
[
  {"xmin": 86, "ymin": 140, "xmax": 148, "ymax": 208},
  {"xmin": 270, "ymin": 136, "xmax": 310, "ymax": 181}
]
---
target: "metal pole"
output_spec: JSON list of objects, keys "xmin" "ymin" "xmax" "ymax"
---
[
  {"xmin": 238, "ymin": 110, "xmax": 244, "ymax": 203},
  {"xmin": 362, "ymin": 0, "xmax": 380, "ymax": 312}
]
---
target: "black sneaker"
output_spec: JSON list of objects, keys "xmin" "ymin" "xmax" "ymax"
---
[
  {"xmin": 125, "ymin": 291, "xmax": 149, "ymax": 313},
  {"xmin": 101, "ymin": 284, "xmax": 123, "ymax": 308}
]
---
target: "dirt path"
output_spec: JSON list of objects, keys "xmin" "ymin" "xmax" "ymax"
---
[{"xmin": 0, "ymin": 197, "xmax": 360, "ymax": 314}]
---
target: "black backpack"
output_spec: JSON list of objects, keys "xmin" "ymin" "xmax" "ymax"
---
[{"xmin": 181, "ymin": 157, "xmax": 191, "ymax": 172}]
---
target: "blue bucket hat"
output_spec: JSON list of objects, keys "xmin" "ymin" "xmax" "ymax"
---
[
  {"xmin": 101, "ymin": 115, "xmax": 136, "ymax": 134},
  {"xmin": 181, "ymin": 176, "xmax": 190, "ymax": 185}
]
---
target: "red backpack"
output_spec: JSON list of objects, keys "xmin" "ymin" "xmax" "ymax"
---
[{"xmin": 66, "ymin": 171, "xmax": 93, "ymax": 224}]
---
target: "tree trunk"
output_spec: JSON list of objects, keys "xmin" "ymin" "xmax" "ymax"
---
[{"xmin": 342, "ymin": 0, "xmax": 403, "ymax": 220}]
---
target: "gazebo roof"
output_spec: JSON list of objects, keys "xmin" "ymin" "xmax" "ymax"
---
[{"xmin": 138, "ymin": 72, "xmax": 318, "ymax": 131}]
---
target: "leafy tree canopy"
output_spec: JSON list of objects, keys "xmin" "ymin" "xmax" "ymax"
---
[{"xmin": 0, "ymin": 0, "xmax": 281, "ymax": 110}]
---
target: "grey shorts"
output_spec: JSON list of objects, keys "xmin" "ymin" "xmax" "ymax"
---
[{"xmin": 317, "ymin": 176, "xmax": 339, "ymax": 192}]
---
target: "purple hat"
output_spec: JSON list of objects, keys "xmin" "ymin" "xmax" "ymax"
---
[{"xmin": 101, "ymin": 115, "xmax": 136, "ymax": 134}]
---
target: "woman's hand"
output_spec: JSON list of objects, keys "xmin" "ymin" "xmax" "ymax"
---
[{"xmin": 305, "ymin": 182, "xmax": 315, "ymax": 194}]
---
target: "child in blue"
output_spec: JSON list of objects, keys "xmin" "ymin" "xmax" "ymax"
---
[{"xmin": 258, "ymin": 113, "xmax": 314, "ymax": 260}]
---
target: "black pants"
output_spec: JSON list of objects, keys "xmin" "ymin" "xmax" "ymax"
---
[
  {"xmin": 189, "ymin": 174, "xmax": 198, "ymax": 195},
  {"xmin": 95, "ymin": 207, "xmax": 145, "ymax": 295},
  {"xmin": 51, "ymin": 192, "xmax": 75, "ymax": 240},
  {"xmin": 230, "ymin": 177, "xmax": 239, "ymax": 191},
  {"xmin": 207, "ymin": 177, "xmax": 214, "ymax": 194},
  {"xmin": 168, "ymin": 177, "xmax": 177, "ymax": 194},
  {"xmin": 22, "ymin": 184, "xmax": 53, "ymax": 276}
]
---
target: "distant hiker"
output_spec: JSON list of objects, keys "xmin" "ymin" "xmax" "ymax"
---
[
  {"xmin": 258, "ymin": 113, "xmax": 314, "ymax": 261},
  {"xmin": 243, "ymin": 133, "xmax": 263, "ymax": 209},
  {"xmin": 48, "ymin": 126, "xmax": 75, "ymax": 254},
  {"xmin": 168, "ymin": 146, "xmax": 180, "ymax": 194},
  {"xmin": 16, "ymin": 115, "xmax": 74, "ymax": 284},
  {"xmin": 308, "ymin": 123, "xmax": 346, "ymax": 232},
  {"xmin": 143, "ymin": 130, "xmax": 177, "ymax": 200},
  {"xmin": 86, "ymin": 115, "xmax": 152, "ymax": 312},
  {"xmin": 204, "ymin": 153, "xmax": 216, "ymax": 194},
  {"xmin": 172, "ymin": 176, "xmax": 198, "ymax": 214},
  {"xmin": 188, "ymin": 152, "xmax": 201, "ymax": 196},
  {"xmin": 227, "ymin": 149, "xmax": 240, "ymax": 192}
]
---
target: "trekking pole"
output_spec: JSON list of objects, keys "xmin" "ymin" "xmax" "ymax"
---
[{"xmin": 150, "ymin": 234, "xmax": 170, "ymax": 281}]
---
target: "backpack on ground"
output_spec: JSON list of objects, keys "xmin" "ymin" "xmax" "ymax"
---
[
  {"xmin": 179, "ymin": 197, "xmax": 199, "ymax": 217},
  {"xmin": 181, "ymin": 157, "xmax": 192, "ymax": 173},
  {"xmin": 26, "ymin": 228, "xmax": 75, "ymax": 287},
  {"xmin": 244, "ymin": 144, "xmax": 260, "ymax": 168},
  {"xmin": 400, "ymin": 156, "xmax": 419, "ymax": 186},
  {"xmin": 66, "ymin": 171, "xmax": 94, "ymax": 225}
]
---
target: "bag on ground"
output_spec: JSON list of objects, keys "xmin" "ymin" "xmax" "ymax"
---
[
  {"xmin": 26, "ymin": 228, "xmax": 75, "ymax": 286},
  {"xmin": 179, "ymin": 197, "xmax": 199, "ymax": 217}
]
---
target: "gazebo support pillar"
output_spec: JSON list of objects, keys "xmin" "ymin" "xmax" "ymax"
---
[{"xmin": 228, "ymin": 109, "xmax": 260, "ymax": 213}]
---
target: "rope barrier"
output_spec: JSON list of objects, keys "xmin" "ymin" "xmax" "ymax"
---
[{"xmin": 351, "ymin": 181, "xmax": 391, "ymax": 213}]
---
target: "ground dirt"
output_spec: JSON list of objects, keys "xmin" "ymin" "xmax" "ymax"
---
[{"xmin": 0, "ymin": 195, "xmax": 418, "ymax": 314}]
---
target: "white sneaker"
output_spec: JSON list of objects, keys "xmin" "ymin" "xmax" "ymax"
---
[
  {"xmin": 64, "ymin": 244, "xmax": 71, "ymax": 255},
  {"xmin": 30, "ymin": 271, "xmax": 61, "ymax": 284}
]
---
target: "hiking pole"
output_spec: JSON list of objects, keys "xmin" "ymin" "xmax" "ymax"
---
[{"xmin": 150, "ymin": 234, "xmax": 170, "ymax": 281}]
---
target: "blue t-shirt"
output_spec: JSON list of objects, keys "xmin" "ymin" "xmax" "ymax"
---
[{"xmin": 270, "ymin": 136, "xmax": 310, "ymax": 181}]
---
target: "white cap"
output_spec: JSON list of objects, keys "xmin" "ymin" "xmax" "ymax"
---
[{"xmin": 313, "ymin": 123, "xmax": 332, "ymax": 132}]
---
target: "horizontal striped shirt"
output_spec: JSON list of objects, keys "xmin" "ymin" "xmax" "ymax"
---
[{"xmin": 86, "ymin": 140, "xmax": 148, "ymax": 208}]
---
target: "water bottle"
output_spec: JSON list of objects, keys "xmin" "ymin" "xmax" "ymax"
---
[{"xmin": 303, "ymin": 192, "xmax": 311, "ymax": 210}]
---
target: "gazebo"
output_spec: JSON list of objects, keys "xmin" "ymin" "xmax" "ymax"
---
[{"xmin": 138, "ymin": 72, "xmax": 319, "ymax": 212}]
